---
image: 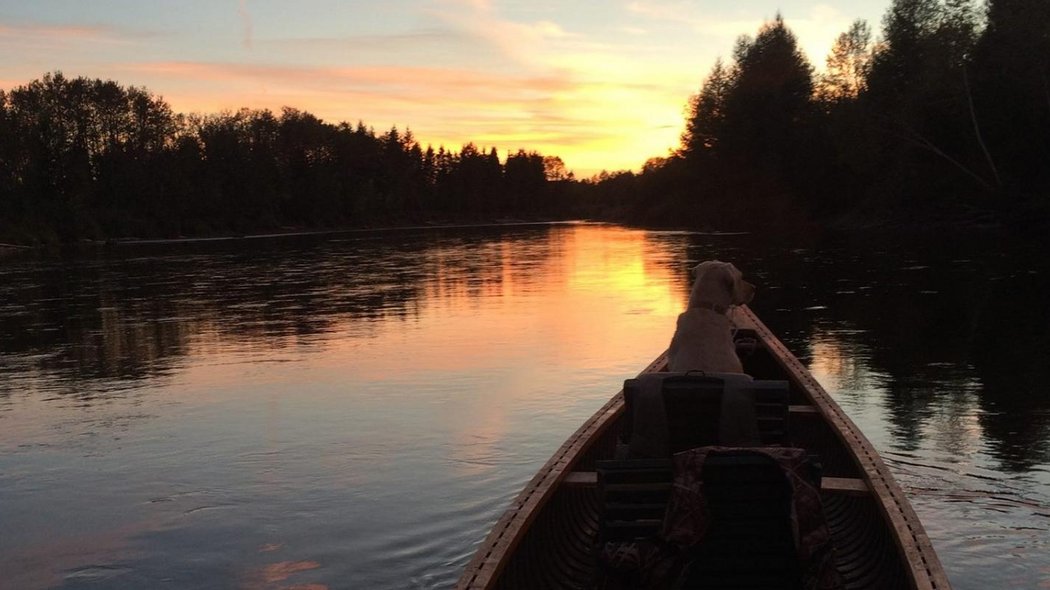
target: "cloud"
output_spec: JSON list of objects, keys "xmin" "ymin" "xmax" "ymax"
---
[
  {"xmin": 626, "ymin": 1, "xmax": 860, "ymax": 67},
  {"xmin": 0, "ymin": 22, "xmax": 151, "ymax": 45},
  {"xmin": 114, "ymin": 56, "xmax": 684, "ymax": 174},
  {"xmin": 626, "ymin": 0, "xmax": 724, "ymax": 30},
  {"xmin": 261, "ymin": 27, "xmax": 469, "ymax": 51},
  {"xmin": 121, "ymin": 61, "xmax": 571, "ymax": 103},
  {"xmin": 117, "ymin": 60, "xmax": 577, "ymax": 141},
  {"xmin": 237, "ymin": 0, "xmax": 253, "ymax": 49},
  {"xmin": 424, "ymin": 0, "xmax": 582, "ymax": 71},
  {"xmin": 619, "ymin": 26, "xmax": 649, "ymax": 36},
  {"xmin": 256, "ymin": 26, "xmax": 507, "ymax": 71}
]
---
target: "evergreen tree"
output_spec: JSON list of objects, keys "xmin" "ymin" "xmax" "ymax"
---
[
  {"xmin": 681, "ymin": 59, "xmax": 734, "ymax": 159},
  {"xmin": 719, "ymin": 15, "xmax": 814, "ymax": 195}
]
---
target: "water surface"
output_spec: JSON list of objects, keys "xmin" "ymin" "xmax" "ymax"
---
[{"xmin": 1, "ymin": 223, "xmax": 1047, "ymax": 589}]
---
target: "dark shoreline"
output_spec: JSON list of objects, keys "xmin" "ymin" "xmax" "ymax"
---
[
  {"xmin": 3, "ymin": 209, "xmax": 1044, "ymax": 260},
  {"xmin": 0, "ymin": 219, "xmax": 591, "ymax": 256},
  {"xmin": 102, "ymin": 219, "xmax": 587, "ymax": 246}
]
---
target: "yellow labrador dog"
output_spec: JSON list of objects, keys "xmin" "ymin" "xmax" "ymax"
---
[{"xmin": 668, "ymin": 260, "xmax": 755, "ymax": 373}]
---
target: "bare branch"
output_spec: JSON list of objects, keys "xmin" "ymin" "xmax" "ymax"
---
[
  {"xmin": 878, "ymin": 118, "xmax": 994, "ymax": 191},
  {"xmin": 963, "ymin": 68, "xmax": 1001, "ymax": 188}
]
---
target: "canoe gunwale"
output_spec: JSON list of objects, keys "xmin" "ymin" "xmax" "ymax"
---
[
  {"xmin": 455, "ymin": 351, "xmax": 669, "ymax": 589},
  {"xmin": 731, "ymin": 306, "xmax": 950, "ymax": 590}
]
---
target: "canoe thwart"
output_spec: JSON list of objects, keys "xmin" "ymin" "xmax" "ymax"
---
[{"xmin": 565, "ymin": 469, "xmax": 869, "ymax": 495}]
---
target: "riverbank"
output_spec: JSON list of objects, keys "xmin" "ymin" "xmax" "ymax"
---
[
  {"xmin": 5, "ymin": 198, "xmax": 1046, "ymax": 255},
  {"xmin": 0, "ymin": 218, "xmax": 590, "ymax": 255},
  {"xmin": 0, "ymin": 217, "xmax": 592, "ymax": 256},
  {"xmin": 100, "ymin": 219, "xmax": 583, "ymax": 246}
]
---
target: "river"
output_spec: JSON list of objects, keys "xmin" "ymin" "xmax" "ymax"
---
[{"xmin": 1, "ymin": 223, "xmax": 1047, "ymax": 589}]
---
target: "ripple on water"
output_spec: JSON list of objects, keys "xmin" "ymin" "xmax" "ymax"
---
[
  {"xmin": 360, "ymin": 490, "xmax": 518, "ymax": 590},
  {"xmin": 886, "ymin": 451, "xmax": 1050, "ymax": 589},
  {"xmin": 3, "ymin": 225, "xmax": 1050, "ymax": 590}
]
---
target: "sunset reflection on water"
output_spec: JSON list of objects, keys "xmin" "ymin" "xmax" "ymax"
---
[
  {"xmin": 0, "ymin": 223, "xmax": 694, "ymax": 590},
  {"xmin": 1, "ymin": 223, "xmax": 1048, "ymax": 589}
]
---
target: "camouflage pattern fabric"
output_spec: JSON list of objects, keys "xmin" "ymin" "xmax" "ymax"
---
[{"xmin": 599, "ymin": 446, "xmax": 843, "ymax": 590}]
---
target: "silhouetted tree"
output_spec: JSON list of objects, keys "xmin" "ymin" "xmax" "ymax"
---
[
  {"xmin": 970, "ymin": 0, "xmax": 1050, "ymax": 203},
  {"xmin": 720, "ymin": 15, "xmax": 814, "ymax": 175},
  {"xmin": 681, "ymin": 59, "xmax": 734, "ymax": 160},
  {"xmin": 857, "ymin": 0, "xmax": 1001, "ymax": 216},
  {"xmin": 0, "ymin": 90, "xmax": 16, "ymax": 232},
  {"xmin": 11, "ymin": 3, "xmax": 1050, "ymax": 251},
  {"xmin": 0, "ymin": 72, "xmax": 580, "ymax": 244},
  {"xmin": 818, "ymin": 20, "xmax": 874, "ymax": 103},
  {"xmin": 505, "ymin": 150, "xmax": 546, "ymax": 214}
]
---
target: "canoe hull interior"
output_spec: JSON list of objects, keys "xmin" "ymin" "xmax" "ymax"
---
[{"xmin": 456, "ymin": 307, "xmax": 950, "ymax": 590}]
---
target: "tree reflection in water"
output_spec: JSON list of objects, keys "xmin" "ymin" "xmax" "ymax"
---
[{"xmin": 0, "ymin": 224, "xmax": 1047, "ymax": 589}]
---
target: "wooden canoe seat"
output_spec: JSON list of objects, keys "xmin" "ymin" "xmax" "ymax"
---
[
  {"xmin": 622, "ymin": 373, "xmax": 790, "ymax": 457},
  {"xmin": 596, "ymin": 458, "xmax": 674, "ymax": 543},
  {"xmin": 664, "ymin": 377, "xmax": 791, "ymax": 451}
]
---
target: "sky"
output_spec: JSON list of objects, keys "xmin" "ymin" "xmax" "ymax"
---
[{"xmin": 0, "ymin": 0, "xmax": 891, "ymax": 177}]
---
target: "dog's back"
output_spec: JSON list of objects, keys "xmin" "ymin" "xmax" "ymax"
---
[{"xmin": 667, "ymin": 308, "xmax": 743, "ymax": 373}]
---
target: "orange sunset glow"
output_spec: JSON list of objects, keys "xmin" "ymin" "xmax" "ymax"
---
[{"xmin": 1, "ymin": 0, "xmax": 891, "ymax": 176}]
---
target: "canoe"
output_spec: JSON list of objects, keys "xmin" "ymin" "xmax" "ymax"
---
[{"xmin": 456, "ymin": 305, "xmax": 951, "ymax": 590}]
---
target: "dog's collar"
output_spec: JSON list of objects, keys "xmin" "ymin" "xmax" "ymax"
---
[{"xmin": 695, "ymin": 302, "xmax": 729, "ymax": 315}]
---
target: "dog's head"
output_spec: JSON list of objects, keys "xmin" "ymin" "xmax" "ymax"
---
[{"xmin": 689, "ymin": 260, "xmax": 755, "ymax": 309}]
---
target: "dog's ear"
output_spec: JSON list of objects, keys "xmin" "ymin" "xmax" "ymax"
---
[{"xmin": 726, "ymin": 263, "xmax": 755, "ymax": 304}]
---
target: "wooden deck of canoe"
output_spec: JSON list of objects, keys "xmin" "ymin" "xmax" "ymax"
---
[{"xmin": 455, "ymin": 306, "xmax": 951, "ymax": 590}]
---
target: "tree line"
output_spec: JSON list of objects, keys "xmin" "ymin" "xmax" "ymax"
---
[
  {"xmin": 585, "ymin": 0, "xmax": 1050, "ymax": 232},
  {"xmin": 0, "ymin": 73, "xmax": 574, "ymax": 244},
  {"xmin": 2, "ymin": 0, "xmax": 1048, "ymax": 244}
]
